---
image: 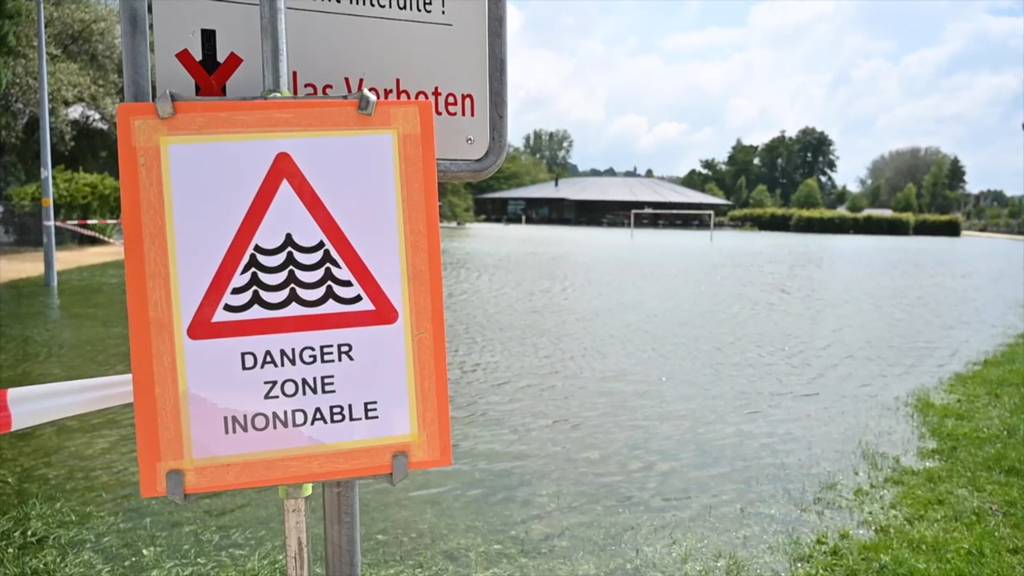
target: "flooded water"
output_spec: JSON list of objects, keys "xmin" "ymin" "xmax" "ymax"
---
[{"xmin": 2, "ymin": 225, "xmax": 1022, "ymax": 574}]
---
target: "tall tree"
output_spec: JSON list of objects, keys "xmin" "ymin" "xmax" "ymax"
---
[
  {"xmin": 467, "ymin": 146, "xmax": 551, "ymax": 195},
  {"xmin": 0, "ymin": 0, "xmax": 122, "ymax": 191},
  {"xmin": 704, "ymin": 182, "xmax": 726, "ymax": 199},
  {"xmin": 975, "ymin": 189, "xmax": 1009, "ymax": 208},
  {"xmin": 522, "ymin": 129, "xmax": 574, "ymax": 176},
  {"xmin": 827, "ymin": 185, "xmax": 851, "ymax": 210},
  {"xmin": 921, "ymin": 158, "xmax": 954, "ymax": 214},
  {"xmin": 791, "ymin": 126, "xmax": 838, "ymax": 191},
  {"xmin": 892, "ymin": 183, "xmax": 919, "ymax": 213},
  {"xmin": 679, "ymin": 168, "xmax": 707, "ymax": 191},
  {"xmin": 859, "ymin": 147, "xmax": 951, "ymax": 208},
  {"xmin": 731, "ymin": 175, "xmax": 748, "ymax": 207},
  {"xmin": 946, "ymin": 155, "xmax": 967, "ymax": 193},
  {"xmin": 725, "ymin": 139, "xmax": 759, "ymax": 194},
  {"xmin": 756, "ymin": 131, "xmax": 796, "ymax": 205}
]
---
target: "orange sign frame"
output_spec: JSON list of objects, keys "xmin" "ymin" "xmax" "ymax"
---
[{"xmin": 117, "ymin": 99, "xmax": 450, "ymax": 498}]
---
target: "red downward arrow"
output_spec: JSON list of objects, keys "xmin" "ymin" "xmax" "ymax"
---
[{"xmin": 174, "ymin": 49, "xmax": 244, "ymax": 97}]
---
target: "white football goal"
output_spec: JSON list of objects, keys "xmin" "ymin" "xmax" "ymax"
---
[{"xmin": 629, "ymin": 209, "xmax": 716, "ymax": 241}]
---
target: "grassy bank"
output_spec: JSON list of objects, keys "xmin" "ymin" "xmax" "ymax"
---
[{"xmin": 792, "ymin": 335, "xmax": 1024, "ymax": 575}]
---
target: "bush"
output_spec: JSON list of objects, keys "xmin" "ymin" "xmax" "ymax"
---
[
  {"xmin": 792, "ymin": 178, "xmax": 824, "ymax": 209},
  {"xmin": 727, "ymin": 208, "xmax": 796, "ymax": 231},
  {"xmin": 913, "ymin": 214, "xmax": 961, "ymax": 237},
  {"xmin": 846, "ymin": 193, "xmax": 868, "ymax": 213},
  {"xmin": 892, "ymin": 183, "xmax": 919, "ymax": 213},
  {"xmin": 748, "ymin": 184, "xmax": 773, "ymax": 208},
  {"xmin": 2, "ymin": 168, "xmax": 119, "ymax": 245},
  {"xmin": 439, "ymin": 182, "xmax": 475, "ymax": 223}
]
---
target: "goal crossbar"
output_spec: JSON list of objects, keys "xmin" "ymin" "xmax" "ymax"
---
[{"xmin": 629, "ymin": 209, "xmax": 715, "ymax": 241}]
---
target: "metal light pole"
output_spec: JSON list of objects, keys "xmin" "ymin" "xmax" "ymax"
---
[{"xmin": 36, "ymin": 0, "xmax": 57, "ymax": 288}]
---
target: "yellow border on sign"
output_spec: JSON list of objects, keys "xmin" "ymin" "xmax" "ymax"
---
[
  {"xmin": 158, "ymin": 129, "xmax": 419, "ymax": 467},
  {"xmin": 159, "ymin": 141, "xmax": 193, "ymax": 463}
]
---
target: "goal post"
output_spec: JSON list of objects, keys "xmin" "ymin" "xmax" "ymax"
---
[{"xmin": 629, "ymin": 209, "xmax": 716, "ymax": 241}]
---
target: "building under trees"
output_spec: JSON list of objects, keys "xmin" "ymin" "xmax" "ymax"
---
[{"xmin": 475, "ymin": 177, "xmax": 730, "ymax": 225}]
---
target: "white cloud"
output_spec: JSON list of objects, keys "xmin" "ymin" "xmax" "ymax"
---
[
  {"xmin": 506, "ymin": 0, "xmax": 1024, "ymax": 192},
  {"xmin": 607, "ymin": 114, "xmax": 692, "ymax": 153}
]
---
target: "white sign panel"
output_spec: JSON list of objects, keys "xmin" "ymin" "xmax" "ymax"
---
[
  {"xmin": 168, "ymin": 134, "xmax": 412, "ymax": 459},
  {"xmin": 152, "ymin": 0, "xmax": 490, "ymax": 162}
]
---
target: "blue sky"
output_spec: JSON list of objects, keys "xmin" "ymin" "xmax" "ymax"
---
[{"xmin": 506, "ymin": 0, "xmax": 1024, "ymax": 193}]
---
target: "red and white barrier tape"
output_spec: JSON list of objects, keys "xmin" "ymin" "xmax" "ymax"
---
[
  {"xmin": 54, "ymin": 221, "xmax": 123, "ymax": 246},
  {"xmin": 60, "ymin": 219, "xmax": 120, "ymax": 225},
  {"xmin": 0, "ymin": 374, "xmax": 132, "ymax": 435}
]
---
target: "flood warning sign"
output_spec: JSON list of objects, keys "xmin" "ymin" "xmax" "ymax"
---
[
  {"xmin": 188, "ymin": 152, "xmax": 398, "ymax": 340},
  {"xmin": 167, "ymin": 134, "xmax": 413, "ymax": 461},
  {"xmin": 118, "ymin": 100, "xmax": 450, "ymax": 496}
]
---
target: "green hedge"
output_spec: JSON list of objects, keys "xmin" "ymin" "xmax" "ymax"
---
[
  {"xmin": 728, "ymin": 208, "xmax": 797, "ymax": 231},
  {"xmin": 2, "ymin": 168, "xmax": 120, "ymax": 245},
  {"xmin": 913, "ymin": 215, "xmax": 962, "ymax": 237},
  {"xmin": 862, "ymin": 213, "xmax": 914, "ymax": 235},
  {"xmin": 791, "ymin": 210, "xmax": 857, "ymax": 234},
  {"xmin": 729, "ymin": 208, "xmax": 956, "ymax": 236}
]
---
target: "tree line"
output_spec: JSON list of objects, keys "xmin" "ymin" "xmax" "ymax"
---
[
  {"xmin": 441, "ymin": 124, "xmax": 1020, "ymax": 231},
  {"xmin": 0, "ymin": 2, "xmax": 1016, "ymax": 231}
]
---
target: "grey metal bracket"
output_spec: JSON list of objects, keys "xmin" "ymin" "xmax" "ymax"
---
[
  {"xmin": 354, "ymin": 88, "xmax": 377, "ymax": 117},
  {"xmin": 155, "ymin": 90, "xmax": 177, "ymax": 119},
  {"xmin": 334, "ymin": 88, "xmax": 377, "ymax": 116},
  {"xmin": 390, "ymin": 452, "xmax": 408, "ymax": 486},
  {"xmin": 166, "ymin": 469, "xmax": 188, "ymax": 504}
]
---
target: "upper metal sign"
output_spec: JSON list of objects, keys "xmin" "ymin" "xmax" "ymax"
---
[{"xmin": 148, "ymin": 0, "xmax": 507, "ymax": 182}]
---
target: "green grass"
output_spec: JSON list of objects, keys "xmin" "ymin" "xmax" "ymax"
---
[
  {"xmin": 791, "ymin": 336, "xmax": 1024, "ymax": 576},
  {"xmin": 0, "ymin": 261, "xmax": 129, "ymax": 387}
]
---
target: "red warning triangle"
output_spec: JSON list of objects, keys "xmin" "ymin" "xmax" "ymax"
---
[{"xmin": 187, "ymin": 152, "xmax": 399, "ymax": 340}]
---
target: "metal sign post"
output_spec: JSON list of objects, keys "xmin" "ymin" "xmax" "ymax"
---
[
  {"xmin": 323, "ymin": 480, "xmax": 361, "ymax": 576},
  {"xmin": 119, "ymin": 0, "xmax": 151, "ymax": 103},
  {"xmin": 36, "ymin": 0, "xmax": 57, "ymax": 288},
  {"xmin": 256, "ymin": 4, "xmax": 314, "ymax": 576}
]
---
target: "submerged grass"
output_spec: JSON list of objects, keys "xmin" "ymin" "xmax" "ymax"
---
[{"xmin": 791, "ymin": 335, "xmax": 1024, "ymax": 576}]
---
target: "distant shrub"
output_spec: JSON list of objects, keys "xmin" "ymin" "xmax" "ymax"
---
[
  {"xmin": 846, "ymin": 193, "xmax": 868, "ymax": 214},
  {"xmin": 727, "ymin": 208, "xmax": 796, "ymax": 231},
  {"xmin": 792, "ymin": 178, "xmax": 824, "ymax": 209},
  {"xmin": 892, "ymin": 183, "xmax": 919, "ymax": 213},
  {"xmin": 913, "ymin": 214, "xmax": 961, "ymax": 237},
  {"xmin": 748, "ymin": 184, "xmax": 773, "ymax": 208}
]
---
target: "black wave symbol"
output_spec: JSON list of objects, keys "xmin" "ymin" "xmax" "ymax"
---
[
  {"xmin": 230, "ymin": 268, "xmax": 355, "ymax": 295},
  {"xmin": 252, "ymin": 233, "xmax": 325, "ymax": 257},
  {"xmin": 223, "ymin": 285, "xmax": 364, "ymax": 313},
  {"xmin": 240, "ymin": 249, "xmax": 340, "ymax": 275}
]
